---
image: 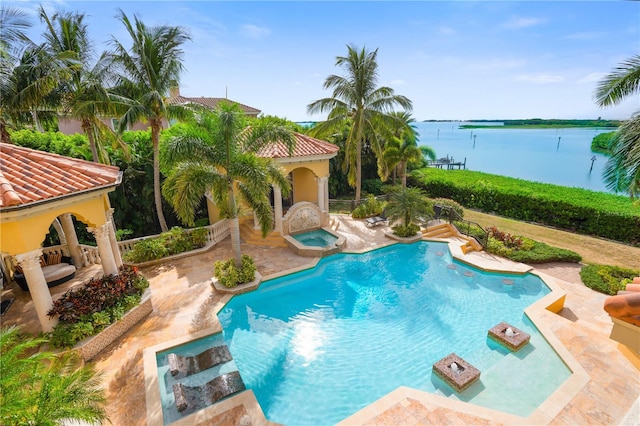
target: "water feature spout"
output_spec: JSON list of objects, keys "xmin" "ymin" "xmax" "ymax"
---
[
  {"xmin": 505, "ymin": 327, "xmax": 517, "ymax": 337},
  {"xmin": 450, "ymin": 362, "xmax": 460, "ymax": 373}
]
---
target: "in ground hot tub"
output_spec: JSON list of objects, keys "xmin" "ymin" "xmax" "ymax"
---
[{"xmin": 284, "ymin": 227, "xmax": 345, "ymax": 257}]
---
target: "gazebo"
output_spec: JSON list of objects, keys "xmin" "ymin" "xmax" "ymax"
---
[{"xmin": 0, "ymin": 143, "xmax": 122, "ymax": 332}]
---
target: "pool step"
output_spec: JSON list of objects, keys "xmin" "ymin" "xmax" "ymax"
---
[
  {"xmin": 422, "ymin": 223, "xmax": 456, "ymax": 239},
  {"xmin": 239, "ymin": 221, "xmax": 288, "ymax": 247}
]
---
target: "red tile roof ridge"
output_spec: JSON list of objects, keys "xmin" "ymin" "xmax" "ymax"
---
[
  {"xmin": 0, "ymin": 143, "xmax": 121, "ymax": 209},
  {"xmin": 257, "ymin": 132, "xmax": 339, "ymax": 159}
]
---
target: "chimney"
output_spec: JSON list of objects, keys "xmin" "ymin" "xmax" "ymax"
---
[{"xmin": 169, "ymin": 86, "xmax": 180, "ymax": 98}]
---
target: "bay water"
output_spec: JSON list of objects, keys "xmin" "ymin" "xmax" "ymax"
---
[{"xmin": 415, "ymin": 122, "xmax": 615, "ymax": 193}]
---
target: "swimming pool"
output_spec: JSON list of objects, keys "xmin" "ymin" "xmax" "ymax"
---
[
  {"xmin": 217, "ymin": 242, "xmax": 571, "ymax": 425},
  {"xmin": 292, "ymin": 229, "xmax": 339, "ymax": 247}
]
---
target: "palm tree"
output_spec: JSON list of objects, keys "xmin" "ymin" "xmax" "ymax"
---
[
  {"xmin": 0, "ymin": 7, "xmax": 73, "ymax": 142},
  {"xmin": 109, "ymin": 10, "xmax": 191, "ymax": 231},
  {"xmin": 0, "ymin": 326, "xmax": 108, "ymax": 425},
  {"xmin": 383, "ymin": 111, "xmax": 436, "ymax": 188},
  {"xmin": 594, "ymin": 55, "xmax": 640, "ymax": 198},
  {"xmin": 385, "ymin": 187, "xmax": 432, "ymax": 229},
  {"xmin": 162, "ymin": 103, "xmax": 294, "ymax": 266},
  {"xmin": 307, "ymin": 44, "xmax": 412, "ymax": 201},
  {"xmin": 39, "ymin": 7, "xmax": 125, "ymax": 164}
]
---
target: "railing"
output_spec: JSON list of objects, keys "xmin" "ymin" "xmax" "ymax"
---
[
  {"xmin": 117, "ymin": 220, "xmax": 230, "ymax": 257},
  {"xmin": 79, "ymin": 244, "xmax": 102, "ymax": 266},
  {"xmin": 42, "ymin": 244, "xmax": 101, "ymax": 267},
  {"xmin": 328, "ymin": 195, "xmax": 390, "ymax": 214},
  {"xmin": 435, "ymin": 205, "xmax": 489, "ymax": 248}
]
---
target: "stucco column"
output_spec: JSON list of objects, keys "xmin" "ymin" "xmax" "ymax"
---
[
  {"xmin": 106, "ymin": 209, "xmax": 123, "ymax": 268},
  {"xmin": 89, "ymin": 224, "xmax": 118, "ymax": 276},
  {"xmin": 15, "ymin": 249, "xmax": 58, "ymax": 332},
  {"xmin": 317, "ymin": 177, "xmax": 326, "ymax": 212},
  {"xmin": 253, "ymin": 212, "xmax": 261, "ymax": 230},
  {"xmin": 324, "ymin": 177, "xmax": 329, "ymax": 213},
  {"xmin": 59, "ymin": 213, "xmax": 83, "ymax": 267},
  {"xmin": 273, "ymin": 184, "xmax": 283, "ymax": 233}
]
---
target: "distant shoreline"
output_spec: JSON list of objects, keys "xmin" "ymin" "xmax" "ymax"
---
[
  {"xmin": 459, "ymin": 124, "xmax": 620, "ymax": 129},
  {"xmin": 428, "ymin": 118, "xmax": 623, "ymax": 129}
]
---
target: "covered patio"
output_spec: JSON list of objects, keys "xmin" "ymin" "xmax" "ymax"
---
[{"xmin": 0, "ymin": 143, "xmax": 123, "ymax": 332}]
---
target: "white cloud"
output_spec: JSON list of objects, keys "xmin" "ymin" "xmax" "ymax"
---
[
  {"xmin": 516, "ymin": 74, "xmax": 564, "ymax": 84},
  {"xmin": 239, "ymin": 24, "xmax": 271, "ymax": 40},
  {"xmin": 565, "ymin": 32, "xmax": 605, "ymax": 40},
  {"xmin": 579, "ymin": 72, "xmax": 606, "ymax": 83},
  {"xmin": 502, "ymin": 16, "xmax": 543, "ymax": 30},
  {"xmin": 470, "ymin": 58, "xmax": 527, "ymax": 71},
  {"xmin": 438, "ymin": 26, "xmax": 456, "ymax": 36}
]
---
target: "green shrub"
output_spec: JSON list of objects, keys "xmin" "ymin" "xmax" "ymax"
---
[
  {"xmin": 214, "ymin": 255, "xmax": 257, "ymax": 288},
  {"xmin": 188, "ymin": 227, "xmax": 209, "ymax": 248},
  {"xmin": 484, "ymin": 227, "xmax": 581, "ymax": 264},
  {"xmin": 123, "ymin": 238, "xmax": 168, "ymax": 263},
  {"xmin": 164, "ymin": 227, "xmax": 193, "ymax": 255},
  {"xmin": 391, "ymin": 223, "xmax": 420, "ymax": 238},
  {"xmin": 580, "ymin": 264, "xmax": 639, "ymax": 295},
  {"xmin": 412, "ymin": 168, "xmax": 640, "ymax": 244},
  {"xmin": 351, "ymin": 195, "xmax": 387, "ymax": 219},
  {"xmin": 122, "ymin": 226, "xmax": 210, "ymax": 263}
]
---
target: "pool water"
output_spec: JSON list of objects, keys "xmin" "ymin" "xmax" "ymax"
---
[
  {"xmin": 292, "ymin": 229, "xmax": 338, "ymax": 247},
  {"xmin": 217, "ymin": 242, "xmax": 571, "ymax": 425},
  {"xmin": 156, "ymin": 333, "xmax": 240, "ymax": 425}
]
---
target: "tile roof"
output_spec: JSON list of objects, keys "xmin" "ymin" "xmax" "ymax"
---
[
  {"xmin": 0, "ymin": 143, "xmax": 121, "ymax": 209},
  {"xmin": 167, "ymin": 96, "xmax": 261, "ymax": 115},
  {"xmin": 257, "ymin": 133, "xmax": 339, "ymax": 159}
]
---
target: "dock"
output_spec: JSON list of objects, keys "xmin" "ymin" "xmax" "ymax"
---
[{"xmin": 427, "ymin": 156, "xmax": 466, "ymax": 170}]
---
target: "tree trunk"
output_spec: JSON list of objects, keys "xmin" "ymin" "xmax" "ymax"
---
[
  {"xmin": 355, "ymin": 141, "xmax": 362, "ymax": 202},
  {"xmin": 228, "ymin": 186, "xmax": 242, "ymax": 266},
  {"xmin": 401, "ymin": 161, "xmax": 407, "ymax": 189},
  {"xmin": 32, "ymin": 110, "xmax": 44, "ymax": 132},
  {"xmin": 151, "ymin": 120, "xmax": 168, "ymax": 232},
  {"xmin": 0, "ymin": 120, "xmax": 12, "ymax": 144},
  {"xmin": 82, "ymin": 119, "xmax": 100, "ymax": 163}
]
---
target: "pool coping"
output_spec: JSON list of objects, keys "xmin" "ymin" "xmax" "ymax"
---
[{"xmin": 143, "ymin": 237, "xmax": 590, "ymax": 425}]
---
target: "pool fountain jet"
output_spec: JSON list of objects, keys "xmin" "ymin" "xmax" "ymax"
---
[
  {"xmin": 488, "ymin": 322, "xmax": 531, "ymax": 351},
  {"xmin": 433, "ymin": 353, "xmax": 480, "ymax": 392}
]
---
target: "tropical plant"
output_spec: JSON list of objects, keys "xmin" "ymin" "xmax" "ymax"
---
[
  {"xmin": 383, "ymin": 111, "xmax": 435, "ymax": 188},
  {"xmin": 214, "ymin": 254, "xmax": 257, "ymax": 287},
  {"xmin": 580, "ymin": 264, "xmax": 639, "ymax": 295},
  {"xmin": 386, "ymin": 187, "xmax": 432, "ymax": 234},
  {"xmin": 307, "ymin": 44, "xmax": 413, "ymax": 201},
  {"xmin": 0, "ymin": 326, "xmax": 108, "ymax": 425},
  {"xmin": 109, "ymin": 9, "xmax": 191, "ymax": 231},
  {"xmin": 39, "ymin": 6, "xmax": 126, "ymax": 164},
  {"xmin": 0, "ymin": 6, "xmax": 74, "ymax": 141},
  {"xmin": 594, "ymin": 55, "xmax": 640, "ymax": 198},
  {"xmin": 351, "ymin": 194, "xmax": 387, "ymax": 218},
  {"xmin": 162, "ymin": 103, "xmax": 293, "ymax": 266}
]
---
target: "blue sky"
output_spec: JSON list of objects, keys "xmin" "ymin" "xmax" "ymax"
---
[{"xmin": 10, "ymin": 1, "xmax": 640, "ymax": 121}]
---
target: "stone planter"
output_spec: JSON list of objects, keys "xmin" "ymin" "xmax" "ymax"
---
[
  {"xmin": 211, "ymin": 271, "xmax": 263, "ymax": 295},
  {"xmin": 73, "ymin": 288, "xmax": 153, "ymax": 362},
  {"xmin": 384, "ymin": 231, "xmax": 422, "ymax": 243}
]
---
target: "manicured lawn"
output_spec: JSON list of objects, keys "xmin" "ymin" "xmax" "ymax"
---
[{"xmin": 463, "ymin": 209, "xmax": 640, "ymax": 269}]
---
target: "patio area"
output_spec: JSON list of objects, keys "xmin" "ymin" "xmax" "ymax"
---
[{"xmin": 1, "ymin": 215, "xmax": 639, "ymax": 425}]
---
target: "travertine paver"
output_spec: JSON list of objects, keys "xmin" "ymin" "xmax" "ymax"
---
[{"xmin": 2, "ymin": 215, "xmax": 639, "ymax": 425}]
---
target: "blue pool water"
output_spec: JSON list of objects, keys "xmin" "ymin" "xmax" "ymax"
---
[
  {"xmin": 217, "ymin": 242, "xmax": 571, "ymax": 425},
  {"xmin": 292, "ymin": 229, "xmax": 338, "ymax": 247},
  {"xmin": 156, "ymin": 333, "xmax": 241, "ymax": 425}
]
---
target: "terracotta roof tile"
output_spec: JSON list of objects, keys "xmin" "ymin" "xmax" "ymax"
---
[
  {"xmin": 257, "ymin": 132, "xmax": 339, "ymax": 159},
  {"xmin": 0, "ymin": 143, "xmax": 121, "ymax": 209},
  {"xmin": 167, "ymin": 95, "xmax": 261, "ymax": 115}
]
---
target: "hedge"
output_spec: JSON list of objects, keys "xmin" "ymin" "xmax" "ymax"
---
[{"xmin": 410, "ymin": 168, "xmax": 640, "ymax": 245}]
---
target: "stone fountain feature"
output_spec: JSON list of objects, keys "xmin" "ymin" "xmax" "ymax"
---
[{"xmin": 281, "ymin": 202, "xmax": 345, "ymax": 257}]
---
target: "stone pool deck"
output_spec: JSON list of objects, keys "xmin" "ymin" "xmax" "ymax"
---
[{"xmin": 2, "ymin": 215, "xmax": 639, "ymax": 425}]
